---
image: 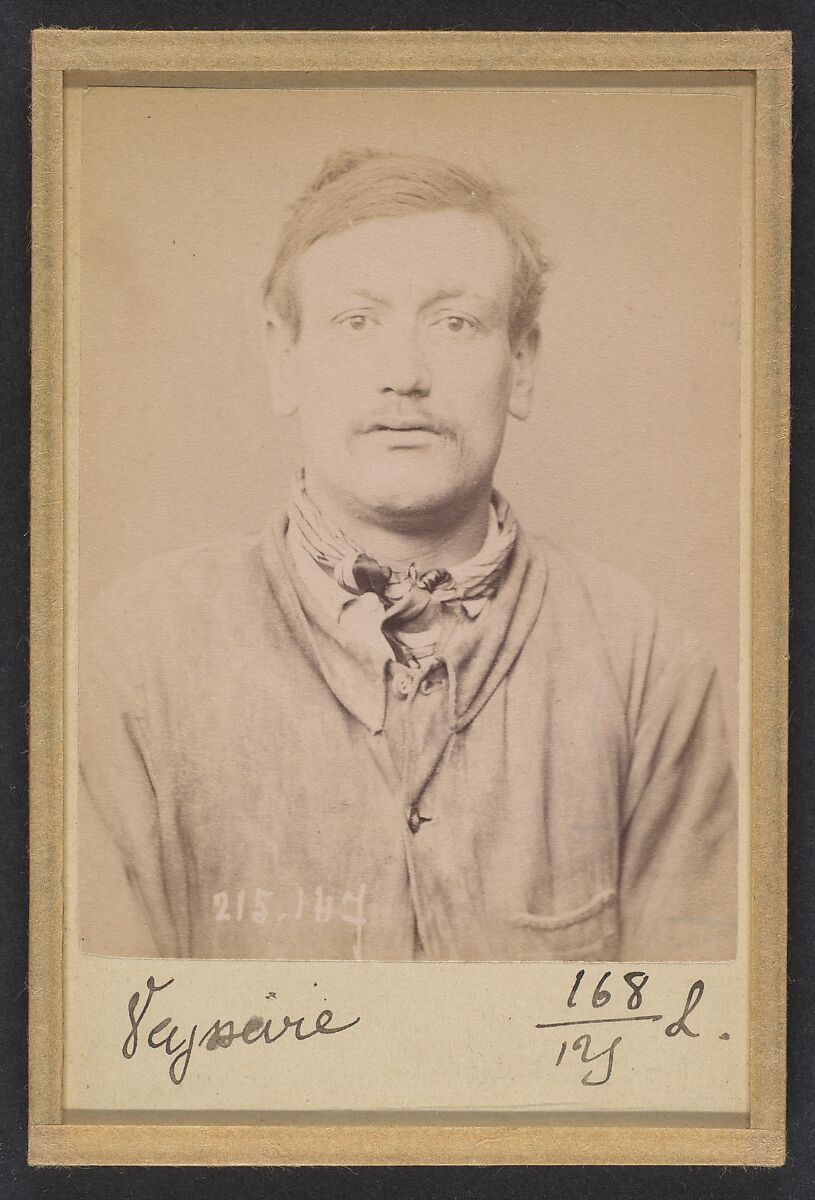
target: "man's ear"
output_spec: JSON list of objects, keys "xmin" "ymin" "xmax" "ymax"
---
[
  {"xmin": 508, "ymin": 325, "xmax": 540, "ymax": 421},
  {"xmin": 263, "ymin": 310, "xmax": 300, "ymax": 417}
]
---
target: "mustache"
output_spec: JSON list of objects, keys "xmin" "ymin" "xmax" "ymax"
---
[{"xmin": 354, "ymin": 412, "xmax": 458, "ymax": 438}]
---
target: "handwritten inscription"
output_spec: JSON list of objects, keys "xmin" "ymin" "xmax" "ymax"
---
[
  {"xmin": 554, "ymin": 1031, "xmax": 623, "ymax": 1086},
  {"xmin": 123, "ymin": 976, "xmax": 361, "ymax": 1086},
  {"xmin": 537, "ymin": 971, "xmax": 716, "ymax": 1088},
  {"xmin": 212, "ymin": 882, "xmax": 367, "ymax": 960}
]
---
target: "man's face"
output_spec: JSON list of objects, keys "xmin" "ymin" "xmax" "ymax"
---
[{"xmin": 271, "ymin": 209, "xmax": 537, "ymax": 527}]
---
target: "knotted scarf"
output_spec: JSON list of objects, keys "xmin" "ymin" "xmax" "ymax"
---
[{"xmin": 287, "ymin": 470, "xmax": 518, "ymax": 630}]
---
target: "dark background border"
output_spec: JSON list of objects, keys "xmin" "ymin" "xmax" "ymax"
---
[{"xmin": 2, "ymin": 3, "xmax": 812, "ymax": 1197}]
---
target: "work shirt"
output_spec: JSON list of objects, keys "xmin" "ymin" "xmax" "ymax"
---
[{"xmin": 78, "ymin": 516, "xmax": 737, "ymax": 961}]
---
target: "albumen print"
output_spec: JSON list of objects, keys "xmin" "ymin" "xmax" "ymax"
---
[{"xmin": 77, "ymin": 86, "xmax": 741, "ymax": 963}]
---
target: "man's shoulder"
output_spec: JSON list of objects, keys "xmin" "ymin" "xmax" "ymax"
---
[
  {"xmin": 527, "ymin": 534, "xmax": 708, "ymax": 671},
  {"xmin": 532, "ymin": 535, "xmax": 657, "ymax": 625},
  {"xmin": 86, "ymin": 526, "xmax": 280, "ymax": 645}
]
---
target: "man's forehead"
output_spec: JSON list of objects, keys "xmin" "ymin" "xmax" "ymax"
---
[{"xmin": 294, "ymin": 209, "xmax": 514, "ymax": 300}]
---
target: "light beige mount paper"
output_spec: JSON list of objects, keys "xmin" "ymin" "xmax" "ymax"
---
[{"xmin": 29, "ymin": 29, "xmax": 790, "ymax": 1167}]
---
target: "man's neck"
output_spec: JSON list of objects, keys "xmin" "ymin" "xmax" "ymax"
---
[{"xmin": 303, "ymin": 480, "xmax": 493, "ymax": 573}]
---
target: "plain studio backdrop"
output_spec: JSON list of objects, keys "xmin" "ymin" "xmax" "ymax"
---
[{"xmin": 77, "ymin": 82, "xmax": 743, "ymax": 747}]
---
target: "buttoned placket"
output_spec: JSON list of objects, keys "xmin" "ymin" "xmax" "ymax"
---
[
  {"xmin": 379, "ymin": 653, "xmax": 456, "ymax": 959},
  {"xmin": 385, "ymin": 656, "xmax": 452, "ymax": 834}
]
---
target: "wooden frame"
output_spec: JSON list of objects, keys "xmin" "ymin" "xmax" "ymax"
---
[{"xmin": 29, "ymin": 29, "xmax": 790, "ymax": 1166}]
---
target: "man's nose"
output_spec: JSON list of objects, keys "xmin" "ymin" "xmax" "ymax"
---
[{"xmin": 378, "ymin": 327, "xmax": 431, "ymax": 398}]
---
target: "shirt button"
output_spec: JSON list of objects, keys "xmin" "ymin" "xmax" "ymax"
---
[
  {"xmin": 396, "ymin": 677, "xmax": 411, "ymax": 698},
  {"xmin": 407, "ymin": 807, "xmax": 431, "ymax": 834}
]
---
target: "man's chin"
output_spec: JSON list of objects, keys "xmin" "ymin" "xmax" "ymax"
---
[
  {"xmin": 346, "ymin": 448, "xmax": 464, "ymax": 513},
  {"xmin": 352, "ymin": 481, "xmax": 473, "ymax": 530}
]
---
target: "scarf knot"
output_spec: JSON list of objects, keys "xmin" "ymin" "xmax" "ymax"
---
[
  {"xmin": 287, "ymin": 471, "xmax": 518, "ymax": 628},
  {"xmin": 350, "ymin": 554, "xmax": 391, "ymax": 600}
]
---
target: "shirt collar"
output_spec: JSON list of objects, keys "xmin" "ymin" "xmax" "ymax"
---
[
  {"xmin": 286, "ymin": 505, "xmax": 501, "ymax": 633},
  {"xmin": 262, "ymin": 512, "xmax": 547, "ymax": 736}
]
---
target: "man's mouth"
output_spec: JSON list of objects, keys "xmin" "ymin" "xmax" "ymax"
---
[
  {"xmin": 364, "ymin": 424, "xmax": 442, "ymax": 448},
  {"xmin": 355, "ymin": 415, "xmax": 453, "ymax": 449},
  {"xmin": 367, "ymin": 418, "xmax": 439, "ymax": 433}
]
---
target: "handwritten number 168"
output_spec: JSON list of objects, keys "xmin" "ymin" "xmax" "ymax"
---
[{"xmin": 566, "ymin": 969, "xmax": 649, "ymax": 1011}]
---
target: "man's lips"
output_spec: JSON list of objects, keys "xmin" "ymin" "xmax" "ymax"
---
[
  {"xmin": 365, "ymin": 420, "xmax": 440, "ymax": 433},
  {"xmin": 362, "ymin": 426, "xmax": 443, "ymax": 449},
  {"xmin": 359, "ymin": 414, "xmax": 452, "ymax": 437},
  {"xmin": 352, "ymin": 415, "xmax": 456, "ymax": 446}
]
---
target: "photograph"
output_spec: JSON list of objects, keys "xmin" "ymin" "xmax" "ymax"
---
[{"xmin": 77, "ymin": 84, "xmax": 740, "ymax": 964}]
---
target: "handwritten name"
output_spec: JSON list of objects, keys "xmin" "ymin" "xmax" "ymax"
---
[{"xmin": 122, "ymin": 976, "xmax": 361, "ymax": 1086}]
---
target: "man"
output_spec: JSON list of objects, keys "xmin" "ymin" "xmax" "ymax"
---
[{"xmin": 79, "ymin": 149, "xmax": 737, "ymax": 962}]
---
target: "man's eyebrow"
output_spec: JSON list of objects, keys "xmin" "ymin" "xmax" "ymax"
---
[
  {"xmin": 421, "ymin": 288, "xmax": 501, "ymax": 315},
  {"xmin": 348, "ymin": 289, "xmax": 391, "ymax": 306},
  {"xmin": 338, "ymin": 288, "xmax": 501, "ymax": 314}
]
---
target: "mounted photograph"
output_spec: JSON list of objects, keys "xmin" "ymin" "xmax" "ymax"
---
[{"xmin": 29, "ymin": 29, "xmax": 789, "ymax": 1167}]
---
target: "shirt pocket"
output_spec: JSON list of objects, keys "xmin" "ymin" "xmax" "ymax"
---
[
  {"xmin": 493, "ymin": 843, "xmax": 620, "ymax": 960},
  {"xmin": 504, "ymin": 886, "xmax": 619, "ymax": 960}
]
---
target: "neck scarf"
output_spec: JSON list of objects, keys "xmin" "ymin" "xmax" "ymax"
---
[{"xmin": 287, "ymin": 470, "xmax": 518, "ymax": 628}]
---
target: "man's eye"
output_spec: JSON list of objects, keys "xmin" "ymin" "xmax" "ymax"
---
[
  {"xmin": 339, "ymin": 314, "xmax": 371, "ymax": 331},
  {"xmin": 432, "ymin": 315, "xmax": 476, "ymax": 336}
]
